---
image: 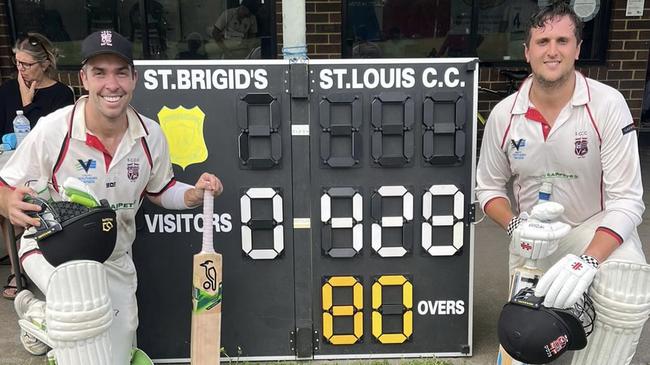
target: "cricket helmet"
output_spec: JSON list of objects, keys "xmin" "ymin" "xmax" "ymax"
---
[
  {"xmin": 498, "ymin": 287, "xmax": 595, "ymax": 364},
  {"xmin": 24, "ymin": 197, "xmax": 117, "ymax": 266}
]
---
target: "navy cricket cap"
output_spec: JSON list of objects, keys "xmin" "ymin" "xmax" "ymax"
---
[{"xmin": 81, "ymin": 30, "xmax": 133, "ymax": 65}]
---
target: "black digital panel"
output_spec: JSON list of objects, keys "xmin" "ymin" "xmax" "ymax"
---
[
  {"xmin": 310, "ymin": 60, "xmax": 476, "ymax": 358},
  {"xmin": 131, "ymin": 61, "xmax": 295, "ymax": 361},
  {"xmin": 130, "ymin": 59, "xmax": 477, "ymax": 362}
]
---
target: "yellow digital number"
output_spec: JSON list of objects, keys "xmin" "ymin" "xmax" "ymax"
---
[
  {"xmin": 322, "ymin": 276, "xmax": 363, "ymax": 345},
  {"xmin": 371, "ymin": 275, "xmax": 413, "ymax": 344}
]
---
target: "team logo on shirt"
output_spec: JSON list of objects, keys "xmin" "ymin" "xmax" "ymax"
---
[
  {"xmin": 574, "ymin": 136, "xmax": 588, "ymax": 157},
  {"xmin": 75, "ymin": 159, "xmax": 98, "ymax": 184},
  {"xmin": 76, "ymin": 159, "xmax": 97, "ymax": 173},
  {"xmin": 511, "ymin": 138, "xmax": 527, "ymax": 160},
  {"xmin": 127, "ymin": 162, "xmax": 140, "ymax": 181}
]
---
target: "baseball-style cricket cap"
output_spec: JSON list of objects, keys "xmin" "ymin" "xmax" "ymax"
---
[{"xmin": 81, "ymin": 30, "xmax": 133, "ymax": 65}]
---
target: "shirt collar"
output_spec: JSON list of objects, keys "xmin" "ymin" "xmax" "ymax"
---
[
  {"xmin": 70, "ymin": 96, "xmax": 149, "ymax": 141},
  {"xmin": 510, "ymin": 71, "xmax": 591, "ymax": 115}
]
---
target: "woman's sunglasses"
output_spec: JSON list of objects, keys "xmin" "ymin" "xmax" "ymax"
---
[{"xmin": 22, "ymin": 35, "xmax": 47, "ymax": 53}]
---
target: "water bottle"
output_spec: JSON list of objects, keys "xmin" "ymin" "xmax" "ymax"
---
[{"xmin": 12, "ymin": 110, "xmax": 31, "ymax": 148}]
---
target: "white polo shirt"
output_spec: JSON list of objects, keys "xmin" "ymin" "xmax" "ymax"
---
[
  {"xmin": 476, "ymin": 71, "xmax": 644, "ymax": 244},
  {"xmin": 1, "ymin": 96, "xmax": 175, "ymax": 259}
]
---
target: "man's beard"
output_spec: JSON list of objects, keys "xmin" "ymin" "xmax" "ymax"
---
[{"xmin": 534, "ymin": 69, "xmax": 573, "ymax": 90}]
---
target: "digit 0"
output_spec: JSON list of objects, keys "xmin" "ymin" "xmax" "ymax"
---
[
  {"xmin": 240, "ymin": 187, "xmax": 284, "ymax": 259},
  {"xmin": 372, "ymin": 275, "xmax": 413, "ymax": 344}
]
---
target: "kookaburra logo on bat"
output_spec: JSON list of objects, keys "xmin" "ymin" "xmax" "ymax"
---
[{"xmin": 200, "ymin": 260, "xmax": 217, "ymax": 291}]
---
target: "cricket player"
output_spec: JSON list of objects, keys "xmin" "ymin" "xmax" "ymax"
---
[
  {"xmin": 476, "ymin": 2, "xmax": 650, "ymax": 364},
  {"xmin": 0, "ymin": 30, "xmax": 223, "ymax": 364}
]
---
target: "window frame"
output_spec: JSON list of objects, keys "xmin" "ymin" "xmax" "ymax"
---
[
  {"xmin": 341, "ymin": 0, "xmax": 611, "ymax": 66},
  {"xmin": 8, "ymin": 0, "xmax": 278, "ymax": 70}
]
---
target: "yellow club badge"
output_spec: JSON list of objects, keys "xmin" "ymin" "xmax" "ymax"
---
[{"xmin": 158, "ymin": 106, "xmax": 208, "ymax": 169}]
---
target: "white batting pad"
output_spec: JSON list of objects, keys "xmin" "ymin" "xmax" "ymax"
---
[
  {"xmin": 571, "ymin": 260, "xmax": 650, "ymax": 365},
  {"xmin": 46, "ymin": 260, "xmax": 113, "ymax": 365}
]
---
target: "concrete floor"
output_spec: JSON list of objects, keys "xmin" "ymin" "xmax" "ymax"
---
[{"xmin": 1, "ymin": 148, "xmax": 650, "ymax": 364}]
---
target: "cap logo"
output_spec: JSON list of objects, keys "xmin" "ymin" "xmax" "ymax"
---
[
  {"xmin": 544, "ymin": 334, "xmax": 568, "ymax": 357},
  {"xmin": 100, "ymin": 30, "xmax": 113, "ymax": 47}
]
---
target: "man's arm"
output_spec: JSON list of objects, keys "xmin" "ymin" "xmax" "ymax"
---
[
  {"xmin": 211, "ymin": 11, "xmax": 229, "ymax": 42},
  {"xmin": 483, "ymin": 197, "xmax": 515, "ymax": 230},
  {"xmin": 581, "ymin": 231, "xmax": 620, "ymax": 263},
  {"xmin": 476, "ymin": 101, "xmax": 514, "ymax": 231},
  {"xmin": 211, "ymin": 25, "xmax": 225, "ymax": 42},
  {"xmin": 588, "ymin": 87, "xmax": 645, "ymax": 260},
  {"xmin": 148, "ymin": 172, "xmax": 223, "ymax": 209}
]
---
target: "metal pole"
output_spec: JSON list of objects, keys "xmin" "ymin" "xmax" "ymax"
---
[{"xmin": 281, "ymin": 0, "xmax": 307, "ymax": 60}]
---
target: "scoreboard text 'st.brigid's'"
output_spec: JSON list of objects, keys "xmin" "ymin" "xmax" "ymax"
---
[{"xmin": 132, "ymin": 58, "xmax": 478, "ymax": 362}]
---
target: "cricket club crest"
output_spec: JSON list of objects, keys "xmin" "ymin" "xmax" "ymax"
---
[
  {"xmin": 127, "ymin": 162, "xmax": 139, "ymax": 181},
  {"xmin": 157, "ymin": 106, "xmax": 208, "ymax": 170},
  {"xmin": 575, "ymin": 136, "xmax": 588, "ymax": 157}
]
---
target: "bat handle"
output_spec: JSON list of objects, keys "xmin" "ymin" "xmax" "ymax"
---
[{"xmin": 202, "ymin": 189, "xmax": 214, "ymax": 252}]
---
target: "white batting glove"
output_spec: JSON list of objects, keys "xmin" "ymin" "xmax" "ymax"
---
[
  {"xmin": 529, "ymin": 201, "xmax": 565, "ymax": 221},
  {"xmin": 509, "ymin": 219, "xmax": 571, "ymax": 260},
  {"xmin": 509, "ymin": 201, "xmax": 571, "ymax": 260},
  {"xmin": 534, "ymin": 254, "xmax": 598, "ymax": 308}
]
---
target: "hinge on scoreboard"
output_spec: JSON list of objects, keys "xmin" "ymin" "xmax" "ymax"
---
[
  {"xmin": 313, "ymin": 329, "xmax": 320, "ymax": 353},
  {"xmin": 291, "ymin": 327, "xmax": 316, "ymax": 358},
  {"xmin": 461, "ymin": 344, "xmax": 471, "ymax": 354},
  {"xmin": 467, "ymin": 201, "xmax": 478, "ymax": 224}
]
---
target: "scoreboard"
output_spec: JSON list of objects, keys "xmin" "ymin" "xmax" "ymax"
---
[{"xmin": 131, "ymin": 58, "xmax": 478, "ymax": 362}]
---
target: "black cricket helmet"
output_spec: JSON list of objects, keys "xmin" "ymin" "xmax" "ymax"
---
[
  {"xmin": 498, "ymin": 287, "xmax": 595, "ymax": 364},
  {"xmin": 24, "ymin": 197, "xmax": 117, "ymax": 266}
]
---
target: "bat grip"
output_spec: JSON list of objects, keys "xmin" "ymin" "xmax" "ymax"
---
[
  {"xmin": 202, "ymin": 189, "xmax": 214, "ymax": 252},
  {"xmin": 524, "ymin": 258, "xmax": 538, "ymax": 270}
]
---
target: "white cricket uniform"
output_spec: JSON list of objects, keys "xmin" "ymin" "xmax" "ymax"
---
[
  {"xmin": 477, "ymin": 71, "xmax": 644, "ymax": 261},
  {"xmin": 477, "ymin": 72, "xmax": 647, "ymax": 364},
  {"xmin": 0, "ymin": 96, "xmax": 176, "ymax": 364}
]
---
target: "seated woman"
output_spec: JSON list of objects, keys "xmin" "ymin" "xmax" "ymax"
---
[
  {"xmin": 0, "ymin": 32, "xmax": 74, "ymax": 299},
  {"xmin": 0, "ymin": 32, "xmax": 75, "ymax": 135}
]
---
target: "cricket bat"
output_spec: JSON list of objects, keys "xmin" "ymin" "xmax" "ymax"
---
[
  {"xmin": 191, "ymin": 190, "xmax": 222, "ymax": 365},
  {"xmin": 496, "ymin": 259, "xmax": 542, "ymax": 365}
]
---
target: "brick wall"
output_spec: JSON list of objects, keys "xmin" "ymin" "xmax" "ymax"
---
[
  {"xmin": 1, "ymin": 0, "xmax": 648, "ymax": 120},
  {"xmin": 0, "ymin": 1, "xmax": 12, "ymax": 80}
]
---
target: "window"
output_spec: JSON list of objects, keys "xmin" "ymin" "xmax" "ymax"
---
[
  {"xmin": 342, "ymin": 0, "xmax": 610, "ymax": 64},
  {"xmin": 9, "ymin": 0, "xmax": 276, "ymax": 68}
]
